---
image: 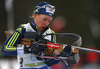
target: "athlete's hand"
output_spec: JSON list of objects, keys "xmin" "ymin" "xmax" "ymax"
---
[
  {"xmin": 31, "ymin": 42, "xmax": 48, "ymax": 54},
  {"xmin": 59, "ymin": 45, "xmax": 72, "ymax": 57}
]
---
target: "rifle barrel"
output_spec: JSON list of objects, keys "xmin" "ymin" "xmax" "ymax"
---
[{"xmin": 73, "ymin": 46, "xmax": 100, "ymax": 53}]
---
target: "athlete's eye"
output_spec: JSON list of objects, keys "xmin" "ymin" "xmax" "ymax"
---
[
  {"xmin": 43, "ymin": 18, "xmax": 47, "ymax": 21},
  {"xmin": 48, "ymin": 20, "xmax": 51, "ymax": 23},
  {"xmin": 43, "ymin": 18, "xmax": 51, "ymax": 23}
]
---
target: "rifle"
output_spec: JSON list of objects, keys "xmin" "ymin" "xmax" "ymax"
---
[
  {"xmin": 5, "ymin": 31, "xmax": 80, "ymax": 65},
  {"xmin": 5, "ymin": 31, "xmax": 100, "ymax": 65},
  {"xmin": 20, "ymin": 32, "xmax": 81, "ymax": 54}
]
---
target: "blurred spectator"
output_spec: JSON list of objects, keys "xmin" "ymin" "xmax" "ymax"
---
[
  {"xmin": 71, "ymin": 46, "xmax": 100, "ymax": 69},
  {"xmin": 82, "ymin": 47, "xmax": 100, "ymax": 69},
  {"xmin": 0, "ymin": 57, "xmax": 18, "ymax": 69},
  {"xmin": 49, "ymin": 16, "xmax": 66, "ymax": 33}
]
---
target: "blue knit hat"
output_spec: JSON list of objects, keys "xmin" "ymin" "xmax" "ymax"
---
[{"xmin": 34, "ymin": 1, "xmax": 55, "ymax": 17}]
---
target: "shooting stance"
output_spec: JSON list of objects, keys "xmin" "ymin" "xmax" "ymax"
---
[{"xmin": 1, "ymin": 1, "xmax": 81, "ymax": 69}]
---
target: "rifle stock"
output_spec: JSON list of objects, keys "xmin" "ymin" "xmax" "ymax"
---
[{"xmin": 20, "ymin": 38, "xmax": 79, "ymax": 55}]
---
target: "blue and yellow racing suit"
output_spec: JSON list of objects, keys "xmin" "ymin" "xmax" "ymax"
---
[{"xmin": 1, "ymin": 19, "xmax": 60, "ymax": 69}]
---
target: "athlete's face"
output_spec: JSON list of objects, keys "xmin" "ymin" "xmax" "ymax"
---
[{"xmin": 33, "ymin": 14, "xmax": 53, "ymax": 31}]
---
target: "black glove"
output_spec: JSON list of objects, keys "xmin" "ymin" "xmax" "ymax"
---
[
  {"xmin": 30, "ymin": 42, "xmax": 48, "ymax": 54},
  {"xmin": 59, "ymin": 45, "xmax": 72, "ymax": 57}
]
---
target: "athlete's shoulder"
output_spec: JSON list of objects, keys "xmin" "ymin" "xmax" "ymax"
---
[
  {"xmin": 46, "ymin": 27, "xmax": 55, "ymax": 34},
  {"xmin": 15, "ymin": 23, "xmax": 28, "ymax": 33},
  {"xmin": 51, "ymin": 29, "xmax": 55, "ymax": 34},
  {"xmin": 49, "ymin": 28, "xmax": 55, "ymax": 34},
  {"xmin": 21, "ymin": 23, "xmax": 31, "ymax": 28}
]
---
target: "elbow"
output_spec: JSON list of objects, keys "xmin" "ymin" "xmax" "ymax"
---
[
  {"xmin": 1, "ymin": 48, "xmax": 17, "ymax": 56},
  {"xmin": 1, "ymin": 48, "xmax": 7, "ymax": 56},
  {"xmin": 1, "ymin": 47, "xmax": 10, "ymax": 56},
  {"xmin": 1, "ymin": 50, "xmax": 5, "ymax": 56}
]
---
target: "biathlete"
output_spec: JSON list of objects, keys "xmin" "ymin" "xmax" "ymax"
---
[{"xmin": 1, "ymin": 1, "xmax": 73, "ymax": 69}]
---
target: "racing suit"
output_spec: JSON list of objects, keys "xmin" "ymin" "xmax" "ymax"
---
[{"xmin": 1, "ymin": 19, "xmax": 60, "ymax": 69}]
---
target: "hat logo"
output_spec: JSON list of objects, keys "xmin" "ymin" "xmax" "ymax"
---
[
  {"xmin": 49, "ymin": 13, "xmax": 52, "ymax": 16},
  {"xmin": 49, "ymin": 9, "xmax": 52, "ymax": 12},
  {"xmin": 46, "ymin": 8, "xmax": 54, "ymax": 14}
]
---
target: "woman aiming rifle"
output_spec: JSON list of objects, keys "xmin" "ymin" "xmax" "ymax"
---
[{"xmin": 1, "ymin": 1, "xmax": 73, "ymax": 69}]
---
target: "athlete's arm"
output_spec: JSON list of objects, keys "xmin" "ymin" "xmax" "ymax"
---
[{"xmin": 1, "ymin": 25, "xmax": 26, "ymax": 56}]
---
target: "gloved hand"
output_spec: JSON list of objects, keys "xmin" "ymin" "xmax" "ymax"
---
[
  {"xmin": 59, "ymin": 45, "xmax": 72, "ymax": 57},
  {"xmin": 30, "ymin": 42, "xmax": 48, "ymax": 54}
]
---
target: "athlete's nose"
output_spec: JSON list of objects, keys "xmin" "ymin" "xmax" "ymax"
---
[{"xmin": 44, "ymin": 21, "xmax": 49, "ymax": 27}]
